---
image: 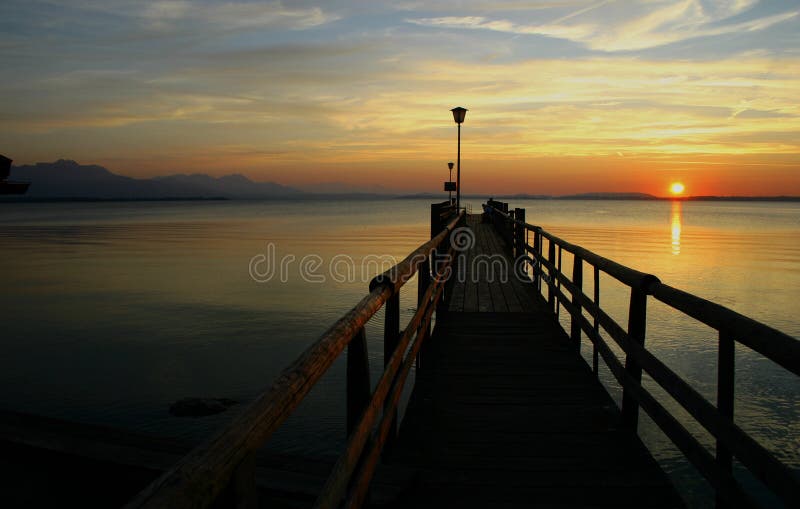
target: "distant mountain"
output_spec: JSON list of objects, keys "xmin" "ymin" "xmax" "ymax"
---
[
  {"xmin": 152, "ymin": 173, "xmax": 300, "ymax": 198},
  {"xmin": 492, "ymin": 193, "xmax": 552, "ymax": 200},
  {"xmin": 686, "ymin": 195, "xmax": 800, "ymax": 202},
  {"xmin": 556, "ymin": 192, "xmax": 658, "ymax": 200},
  {"xmin": 8, "ymin": 160, "xmax": 303, "ymax": 199},
  {"xmin": 296, "ymin": 181, "xmax": 393, "ymax": 194}
]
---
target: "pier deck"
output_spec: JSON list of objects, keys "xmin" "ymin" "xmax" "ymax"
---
[
  {"xmin": 391, "ymin": 215, "xmax": 682, "ymax": 507},
  {"xmin": 447, "ymin": 216, "xmax": 540, "ymax": 313}
]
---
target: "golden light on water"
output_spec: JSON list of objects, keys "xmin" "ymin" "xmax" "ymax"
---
[
  {"xmin": 670, "ymin": 182, "xmax": 686, "ymax": 196},
  {"xmin": 671, "ymin": 201, "xmax": 682, "ymax": 256}
]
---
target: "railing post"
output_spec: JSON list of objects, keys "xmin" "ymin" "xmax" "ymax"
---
[
  {"xmin": 514, "ymin": 208, "xmax": 525, "ymax": 258},
  {"xmin": 593, "ymin": 266, "xmax": 600, "ymax": 377},
  {"xmin": 533, "ymin": 228, "xmax": 541, "ymax": 290},
  {"xmin": 437, "ymin": 230, "xmax": 451, "ymax": 316},
  {"xmin": 347, "ymin": 327, "xmax": 370, "ymax": 436},
  {"xmin": 504, "ymin": 204, "xmax": 511, "ymax": 248},
  {"xmin": 547, "ymin": 240, "xmax": 556, "ymax": 312},
  {"xmin": 430, "ymin": 203, "xmax": 441, "ymax": 238},
  {"xmin": 716, "ymin": 329, "xmax": 735, "ymax": 508},
  {"xmin": 556, "ymin": 246, "xmax": 563, "ymax": 320},
  {"xmin": 506, "ymin": 217, "xmax": 513, "ymax": 253},
  {"xmin": 383, "ymin": 290, "xmax": 401, "ymax": 455},
  {"xmin": 418, "ymin": 255, "xmax": 432, "ymax": 369},
  {"xmin": 570, "ymin": 256, "xmax": 583, "ymax": 352},
  {"xmin": 621, "ymin": 287, "xmax": 647, "ymax": 431},
  {"xmin": 430, "ymin": 203, "xmax": 443, "ymax": 313}
]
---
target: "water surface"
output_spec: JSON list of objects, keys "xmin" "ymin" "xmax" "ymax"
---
[{"xmin": 0, "ymin": 198, "xmax": 797, "ymax": 506}]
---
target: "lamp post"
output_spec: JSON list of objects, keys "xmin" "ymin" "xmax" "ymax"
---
[
  {"xmin": 448, "ymin": 161, "xmax": 454, "ymax": 203},
  {"xmin": 451, "ymin": 107, "xmax": 467, "ymax": 211}
]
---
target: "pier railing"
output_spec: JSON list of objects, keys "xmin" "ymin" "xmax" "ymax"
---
[
  {"xmin": 125, "ymin": 207, "xmax": 465, "ymax": 509},
  {"xmin": 485, "ymin": 200, "xmax": 800, "ymax": 509}
]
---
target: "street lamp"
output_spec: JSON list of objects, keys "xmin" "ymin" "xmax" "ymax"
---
[
  {"xmin": 451, "ymin": 107, "xmax": 467, "ymax": 211},
  {"xmin": 448, "ymin": 162, "xmax": 454, "ymax": 203}
]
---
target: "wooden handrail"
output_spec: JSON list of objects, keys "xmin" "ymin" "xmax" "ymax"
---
[
  {"xmin": 125, "ymin": 210, "xmax": 465, "ymax": 509},
  {"xmin": 484, "ymin": 201, "xmax": 800, "ymax": 508},
  {"xmin": 314, "ymin": 260, "xmax": 448, "ymax": 508},
  {"xmin": 648, "ymin": 282, "xmax": 800, "ymax": 376}
]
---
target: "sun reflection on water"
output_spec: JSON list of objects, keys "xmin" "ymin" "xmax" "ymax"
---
[{"xmin": 671, "ymin": 201, "xmax": 682, "ymax": 255}]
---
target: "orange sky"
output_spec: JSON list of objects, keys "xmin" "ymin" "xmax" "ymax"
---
[{"xmin": 2, "ymin": 1, "xmax": 799, "ymax": 196}]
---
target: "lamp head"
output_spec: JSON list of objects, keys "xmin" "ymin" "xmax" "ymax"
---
[
  {"xmin": 448, "ymin": 162, "xmax": 454, "ymax": 170},
  {"xmin": 450, "ymin": 106, "xmax": 467, "ymax": 124}
]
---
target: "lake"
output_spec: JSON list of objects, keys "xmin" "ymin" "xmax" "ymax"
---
[{"xmin": 1, "ymin": 198, "xmax": 798, "ymax": 507}]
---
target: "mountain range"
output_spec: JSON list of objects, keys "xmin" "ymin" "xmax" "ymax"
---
[
  {"xmin": 9, "ymin": 160, "xmax": 302, "ymax": 199},
  {"xmin": 6, "ymin": 159, "xmax": 799, "ymax": 201}
]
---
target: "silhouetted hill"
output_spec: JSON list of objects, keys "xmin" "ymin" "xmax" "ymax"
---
[
  {"xmin": 9, "ymin": 160, "xmax": 302, "ymax": 199},
  {"xmin": 556, "ymin": 192, "xmax": 658, "ymax": 200},
  {"xmin": 297, "ymin": 181, "xmax": 392, "ymax": 194}
]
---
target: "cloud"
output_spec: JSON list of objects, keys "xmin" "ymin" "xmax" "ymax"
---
[
  {"xmin": 408, "ymin": 0, "xmax": 799, "ymax": 51},
  {"xmin": 407, "ymin": 15, "xmax": 596, "ymax": 41},
  {"xmin": 733, "ymin": 108, "xmax": 797, "ymax": 119},
  {"xmin": 25, "ymin": 0, "xmax": 339, "ymax": 32},
  {"xmin": 140, "ymin": 1, "xmax": 338, "ymax": 31}
]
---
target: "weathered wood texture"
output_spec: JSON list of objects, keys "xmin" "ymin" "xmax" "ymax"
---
[
  {"xmin": 393, "ymin": 312, "xmax": 683, "ymax": 508},
  {"xmin": 391, "ymin": 215, "xmax": 682, "ymax": 507},
  {"xmin": 447, "ymin": 215, "xmax": 537, "ymax": 313}
]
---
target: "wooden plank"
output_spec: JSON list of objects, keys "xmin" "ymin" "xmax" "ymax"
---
[
  {"xmin": 462, "ymin": 223, "xmax": 479, "ymax": 312},
  {"xmin": 394, "ymin": 312, "xmax": 683, "ymax": 508},
  {"xmin": 476, "ymin": 223, "xmax": 494, "ymax": 312},
  {"xmin": 487, "ymin": 279, "xmax": 507, "ymax": 312},
  {"xmin": 481, "ymin": 220, "xmax": 512, "ymax": 313}
]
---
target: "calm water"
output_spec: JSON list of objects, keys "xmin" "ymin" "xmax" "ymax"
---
[{"xmin": 1, "ymin": 198, "xmax": 798, "ymax": 506}]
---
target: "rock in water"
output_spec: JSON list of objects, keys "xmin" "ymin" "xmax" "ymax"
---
[{"xmin": 169, "ymin": 397, "xmax": 238, "ymax": 417}]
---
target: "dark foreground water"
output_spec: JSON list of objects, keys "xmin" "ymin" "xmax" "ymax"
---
[{"xmin": 1, "ymin": 198, "xmax": 798, "ymax": 507}]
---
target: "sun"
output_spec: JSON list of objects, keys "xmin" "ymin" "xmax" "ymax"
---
[{"xmin": 669, "ymin": 182, "xmax": 685, "ymax": 196}]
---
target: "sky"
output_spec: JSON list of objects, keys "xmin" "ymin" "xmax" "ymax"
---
[{"xmin": 1, "ymin": 0, "xmax": 799, "ymax": 196}]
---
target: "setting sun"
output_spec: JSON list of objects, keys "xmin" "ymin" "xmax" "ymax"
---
[{"xmin": 670, "ymin": 182, "xmax": 686, "ymax": 196}]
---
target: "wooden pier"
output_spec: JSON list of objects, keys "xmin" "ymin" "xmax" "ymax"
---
[
  {"xmin": 391, "ymin": 215, "xmax": 681, "ymax": 507},
  {"xmin": 4, "ymin": 200, "xmax": 798, "ymax": 508}
]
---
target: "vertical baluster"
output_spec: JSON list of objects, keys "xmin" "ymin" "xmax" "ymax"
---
[
  {"xmin": 383, "ymin": 290, "xmax": 400, "ymax": 455},
  {"xmin": 593, "ymin": 266, "xmax": 600, "ymax": 377},
  {"xmin": 506, "ymin": 211, "xmax": 513, "ymax": 252},
  {"xmin": 537, "ymin": 230, "xmax": 543, "ymax": 294},
  {"xmin": 716, "ymin": 329, "xmax": 735, "ymax": 508},
  {"xmin": 437, "ymin": 228, "xmax": 453, "ymax": 316},
  {"xmin": 347, "ymin": 327, "xmax": 370, "ymax": 436},
  {"xmin": 547, "ymin": 239, "xmax": 556, "ymax": 310},
  {"xmin": 570, "ymin": 256, "xmax": 583, "ymax": 352},
  {"xmin": 556, "ymin": 246, "xmax": 563, "ymax": 318},
  {"xmin": 621, "ymin": 287, "xmax": 647, "ymax": 431},
  {"xmin": 514, "ymin": 208, "xmax": 525, "ymax": 258},
  {"xmin": 533, "ymin": 228, "xmax": 541, "ymax": 290},
  {"xmin": 417, "ymin": 255, "xmax": 432, "ymax": 369}
]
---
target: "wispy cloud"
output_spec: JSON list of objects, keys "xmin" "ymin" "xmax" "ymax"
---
[
  {"xmin": 408, "ymin": 0, "xmax": 799, "ymax": 51},
  {"xmin": 29, "ymin": 0, "xmax": 339, "ymax": 32},
  {"xmin": 140, "ymin": 1, "xmax": 337, "ymax": 31}
]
